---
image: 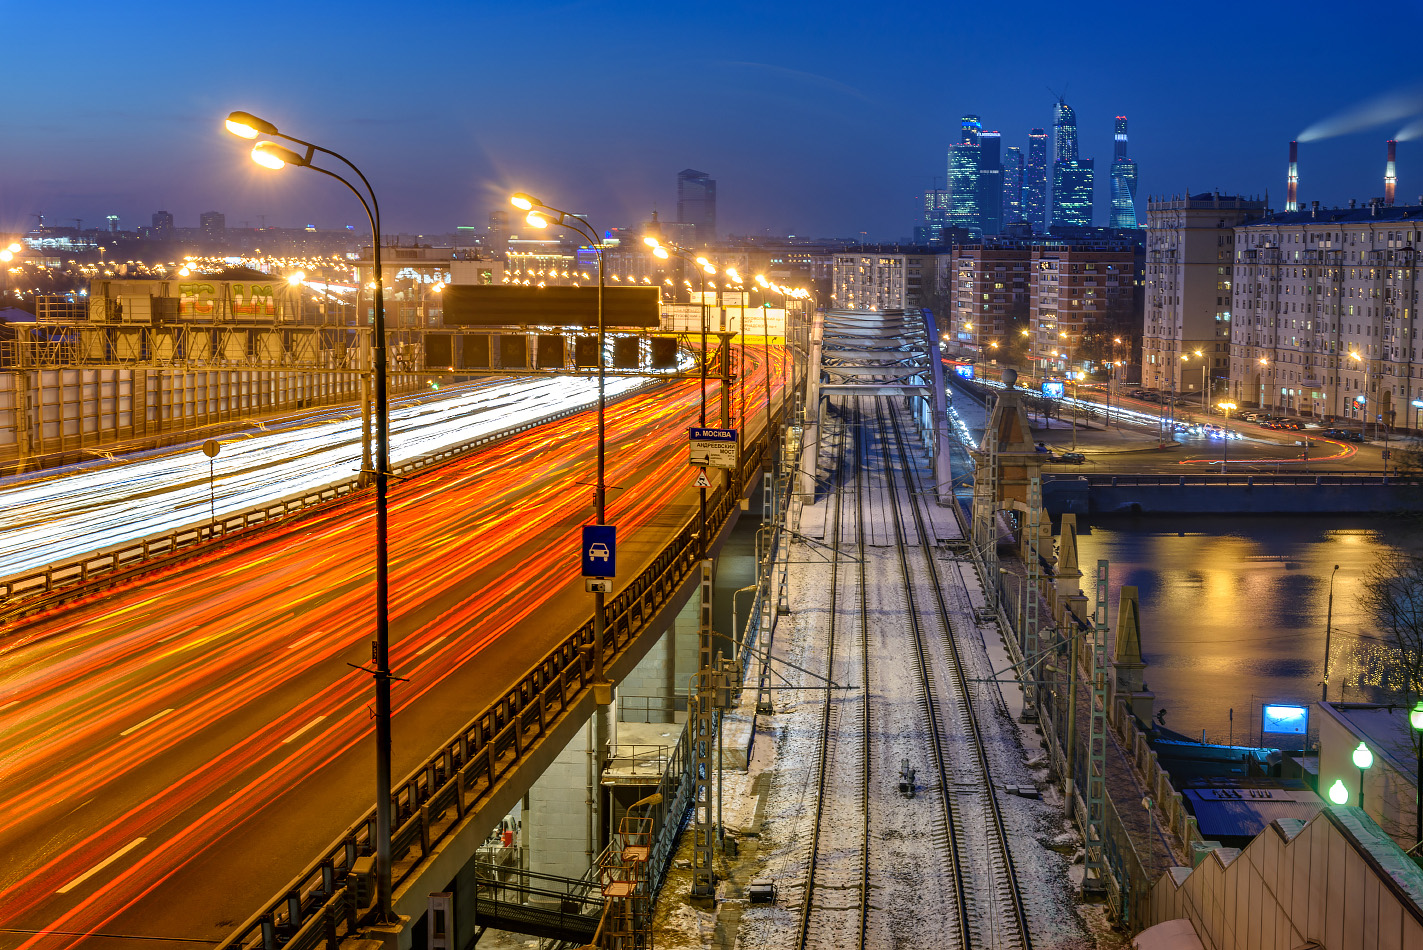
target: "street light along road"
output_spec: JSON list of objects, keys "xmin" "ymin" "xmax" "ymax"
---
[{"xmin": 226, "ymin": 108, "xmax": 399, "ymax": 923}]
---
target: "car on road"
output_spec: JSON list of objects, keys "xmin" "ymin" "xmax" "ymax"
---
[
  {"xmin": 1322, "ymin": 428, "xmax": 1366, "ymax": 442},
  {"xmin": 1054, "ymin": 452, "xmax": 1086, "ymax": 464}
]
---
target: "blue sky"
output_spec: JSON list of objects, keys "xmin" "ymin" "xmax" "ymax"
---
[{"xmin": 3, "ymin": 0, "xmax": 1421, "ymax": 241}]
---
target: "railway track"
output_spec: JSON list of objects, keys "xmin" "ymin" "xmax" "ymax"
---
[
  {"xmin": 795, "ymin": 401, "xmax": 871, "ymax": 950},
  {"xmin": 878, "ymin": 397, "xmax": 1032, "ymax": 949},
  {"xmin": 791, "ymin": 396, "xmax": 1031, "ymax": 950}
]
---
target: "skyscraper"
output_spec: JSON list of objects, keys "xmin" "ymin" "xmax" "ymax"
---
[
  {"xmin": 1108, "ymin": 116, "xmax": 1139, "ymax": 229},
  {"xmin": 1002, "ymin": 146, "xmax": 1024, "ymax": 226},
  {"xmin": 1023, "ymin": 129, "xmax": 1049, "ymax": 232},
  {"xmin": 978, "ymin": 130, "xmax": 1004, "ymax": 236},
  {"xmin": 676, "ymin": 169, "xmax": 717, "ymax": 244},
  {"xmin": 946, "ymin": 115, "xmax": 982, "ymax": 237},
  {"xmin": 1049, "ymin": 100, "xmax": 1094, "ymax": 228}
]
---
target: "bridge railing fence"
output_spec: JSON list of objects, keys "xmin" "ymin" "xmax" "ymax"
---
[{"xmin": 214, "ymin": 427, "xmax": 775, "ymax": 950}]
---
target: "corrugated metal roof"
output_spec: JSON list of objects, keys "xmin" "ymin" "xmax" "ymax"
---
[{"xmin": 1184, "ymin": 787, "xmax": 1324, "ymax": 839}]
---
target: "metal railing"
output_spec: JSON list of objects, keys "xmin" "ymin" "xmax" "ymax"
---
[
  {"xmin": 213, "ymin": 432, "xmax": 772, "ymax": 950},
  {"xmin": 1062, "ymin": 471, "xmax": 1415, "ymax": 488}
]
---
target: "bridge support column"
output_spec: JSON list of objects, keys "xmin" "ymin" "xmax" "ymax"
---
[{"xmin": 526, "ymin": 712, "xmax": 605, "ymax": 882}]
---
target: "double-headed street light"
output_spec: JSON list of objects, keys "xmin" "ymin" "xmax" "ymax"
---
[
  {"xmin": 513, "ymin": 193, "xmax": 613, "ymax": 700},
  {"xmin": 226, "ymin": 109, "xmax": 397, "ymax": 922}
]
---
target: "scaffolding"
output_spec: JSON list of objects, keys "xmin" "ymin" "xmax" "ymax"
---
[
  {"xmin": 598, "ymin": 814, "xmax": 655, "ymax": 949},
  {"xmin": 1084, "ymin": 558, "xmax": 1110, "ymax": 891}
]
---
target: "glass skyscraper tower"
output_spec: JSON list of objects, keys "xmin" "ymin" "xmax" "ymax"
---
[
  {"xmin": 978, "ymin": 130, "xmax": 1003, "ymax": 236},
  {"xmin": 1109, "ymin": 116, "xmax": 1139, "ymax": 229},
  {"xmin": 947, "ymin": 115, "xmax": 983, "ymax": 237},
  {"xmin": 1002, "ymin": 145, "xmax": 1024, "ymax": 225},
  {"xmin": 1049, "ymin": 99, "xmax": 1094, "ymax": 228},
  {"xmin": 1023, "ymin": 129, "xmax": 1048, "ymax": 232}
]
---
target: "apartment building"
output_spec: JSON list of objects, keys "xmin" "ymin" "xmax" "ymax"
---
[
  {"xmin": 1142, "ymin": 193, "xmax": 1266, "ymax": 399},
  {"xmin": 1029, "ymin": 243, "xmax": 1136, "ymax": 375},
  {"xmin": 950, "ymin": 244, "xmax": 1031, "ymax": 353},
  {"xmin": 830, "ymin": 247, "xmax": 951, "ymax": 312},
  {"xmin": 1229, "ymin": 203, "xmax": 1423, "ymax": 424}
]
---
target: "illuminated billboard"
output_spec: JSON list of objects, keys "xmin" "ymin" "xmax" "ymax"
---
[
  {"xmin": 955, "ymin": 364, "xmax": 975, "ymax": 379},
  {"xmin": 1261, "ymin": 704, "xmax": 1309, "ymax": 736},
  {"xmin": 1041, "ymin": 380, "xmax": 1065, "ymax": 398}
]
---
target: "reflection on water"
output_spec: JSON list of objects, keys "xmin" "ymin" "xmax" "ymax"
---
[{"xmin": 1073, "ymin": 515, "xmax": 1421, "ymax": 745}]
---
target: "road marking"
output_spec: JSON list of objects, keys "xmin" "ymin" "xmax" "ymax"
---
[
  {"xmin": 288, "ymin": 630, "xmax": 326, "ymax": 650},
  {"xmin": 0, "ymin": 700, "xmax": 18, "ymax": 712},
  {"xmin": 415, "ymin": 635, "xmax": 447, "ymax": 656},
  {"xmin": 282, "ymin": 715, "xmax": 326, "ymax": 744},
  {"xmin": 120, "ymin": 708, "xmax": 175, "ymax": 737},
  {"xmin": 57, "ymin": 837, "xmax": 147, "ymax": 894}
]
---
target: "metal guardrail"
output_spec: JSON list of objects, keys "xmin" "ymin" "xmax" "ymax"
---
[
  {"xmin": 1053, "ymin": 471, "xmax": 1418, "ymax": 488},
  {"xmin": 0, "ymin": 376, "xmax": 667, "ymax": 621},
  {"xmin": 213, "ymin": 432, "xmax": 771, "ymax": 950}
]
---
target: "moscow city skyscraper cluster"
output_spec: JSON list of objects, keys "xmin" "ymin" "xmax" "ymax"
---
[{"xmin": 924, "ymin": 99, "xmax": 1139, "ymax": 240}]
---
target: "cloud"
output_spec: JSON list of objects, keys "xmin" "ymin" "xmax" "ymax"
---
[
  {"xmin": 716, "ymin": 61, "xmax": 873, "ymax": 104},
  {"xmin": 1299, "ymin": 86, "xmax": 1423, "ymax": 142}
]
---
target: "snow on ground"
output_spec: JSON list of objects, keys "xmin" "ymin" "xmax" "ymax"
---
[{"xmin": 652, "ymin": 398, "xmax": 1110, "ymax": 948}]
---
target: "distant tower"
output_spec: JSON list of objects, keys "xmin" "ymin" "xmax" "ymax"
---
[
  {"xmin": 1108, "ymin": 116, "xmax": 1139, "ymax": 228},
  {"xmin": 151, "ymin": 210, "xmax": 174, "ymax": 241},
  {"xmin": 978, "ymin": 130, "xmax": 1004, "ymax": 236},
  {"xmin": 1049, "ymin": 99, "xmax": 1094, "ymax": 228},
  {"xmin": 1286, "ymin": 141, "xmax": 1299, "ymax": 212},
  {"xmin": 1385, "ymin": 140, "xmax": 1398, "ymax": 207},
  {"xmin": 1023, "ymin": 129, "xmax": 1049, "ymax": 232},
  {"xmin": 1002, "ymin": 145, "xmax": 1024, "ymax": 224},
  {"xmin": 947, "ymin": 115, "xmax": 983, "ymax": 237},
  {"xmin": 676, "ymin": 169, "xmax": 717, "ymax": 244},
  {"xmin": 106, "ymin": 214, "xmax": 119, "ymax": 233},
  {"xmin": 200, "ymin": 211, "xmax": 226, "ymax": 246}
]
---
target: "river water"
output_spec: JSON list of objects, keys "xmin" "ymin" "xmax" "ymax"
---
[{"xmin": 1072, "ymin": 514, "xmax": 1423, "ymax": 746}]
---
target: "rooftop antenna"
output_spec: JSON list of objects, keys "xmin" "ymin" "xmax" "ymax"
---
[{"xmin": 31, "ymin": 213, "xmax": 43, "ymax": 227}]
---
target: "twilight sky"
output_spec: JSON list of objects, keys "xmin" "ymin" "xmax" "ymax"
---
[{"xmin": 3, "ymin": 0, "xmax": 1422, "ymax": 242}]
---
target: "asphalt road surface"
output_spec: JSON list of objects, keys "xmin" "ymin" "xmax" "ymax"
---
[{"xmin": 0, "ymin": 348, "xmax": 787, "ymax": 949}]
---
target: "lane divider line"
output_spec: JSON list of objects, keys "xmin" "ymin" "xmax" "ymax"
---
[
  {"xmin": 287, "ymin": 630, "xmax": 326, "ymax": 650},
  {"xmin": 119, "ymin": 708, "xmax": 175, "ymax": 737},
  {"xmin": 282, "ymin": 715, "xmax": 327, "ymax": 745},
  {"xmin": 415, "ymin": 635, "xmax": 447, "ymax": 657},
  {"xmin": 57, "ymin": 837, "xmax": 147, "ymax": 894}
]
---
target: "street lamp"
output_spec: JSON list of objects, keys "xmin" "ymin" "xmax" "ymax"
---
[
  {"xmin": 645, "ymin": 236, "xmax": 711, "ymax": 557},
  {"xmin": 1411, "ymin": 701, "xmax": 1423, "ymax": 846},
  {"xmin": 1328, "ymin": 778, "xmax": 1350, "ymax": 805},
  {"xmin": 1258, "ymin": 356, "xmax": 1269, "ymax": 413},
  {"xmin": 512, "ymin": 192, "xmax": 613, "ymax": 702},
  {"xmin": 1217, "ymin": 402, "xmax": 1236, "ymax": 472},
  {"xmin": 1353, "ymin": 741, "xmax": 1374, "ymax": 811},
  {"xmin": 1350, "ymin": 349, "xmax": 1371, "ymax": 438},
  {"xmin": 226, "ymin": 109, "xmax": 396, "ymax": 922},
  {"xmin": 1323, "ymin": 564, "xmax": 1340, "ymax": 702}
]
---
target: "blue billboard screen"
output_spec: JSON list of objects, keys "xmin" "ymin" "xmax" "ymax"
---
[{"xmin": 1041, "ymin": 380, "xmax": 1065, "ymax": 398}]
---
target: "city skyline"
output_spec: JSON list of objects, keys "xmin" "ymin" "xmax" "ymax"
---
[{"xmin": 2, "ymin": 0, "xmax": 1421, "ymax": 241}]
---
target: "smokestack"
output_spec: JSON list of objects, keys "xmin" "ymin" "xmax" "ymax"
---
[
  {"xmin": 1385, "ymin": 139, "xmax": 1397, "ymax": 207},
  {"xmin": 1287, "ymin": 140, "xmax": 1299, "ymax": 211}
]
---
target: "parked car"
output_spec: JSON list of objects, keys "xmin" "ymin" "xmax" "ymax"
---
[{"xmin": 1054, "ymin": 452, "xmax": 1086, "ymax": 464}]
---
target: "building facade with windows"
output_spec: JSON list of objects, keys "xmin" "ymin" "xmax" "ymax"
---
[
  {"xmin": 1229, "ymin": 204, "xmax": 1423, "ymax": 424},
  {"xmin": 947, "ymin": 116, "xmax": 983, "ymax": 238},
  {"xmin": 1109, "ymin": 117, "xmax": 1140, "ymax": 230},
  {"xmin": 1028, "ymin": 243, "xmax": 1136, "ymax": 376},
  {"xmin": 676, "ymin": 169, "xmax": 717, "ymax": 244},
  {"xmin": 830, "ymin": 248, "xmax": 951, "ymax": 312},
  {"xmin": 950, "ymin": 245, "xmax": 1031, "ymax": 353},
  {"xmin": 1049, "ymin": 100, "xmax": 1095, "ymax": 229},
  {"xmin": 1024, "ymin": 129, "xmax": 1049, "ymax": 232},
  {"xmin": 1142, "ymin": 193, "xmax": 1266, "ymax": 398}
]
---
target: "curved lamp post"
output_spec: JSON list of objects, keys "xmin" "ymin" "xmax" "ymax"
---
[
  {"xmin": 225, "ymin": 110, "xmax": 397, "ymax": 923},
  {"xmin": 512, "ymin": 193, "xmax": 612, "ymax": 698},
  {"xmin": 1353, "ymin": 740, "xmax": 1374, "ymax": 811}
]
